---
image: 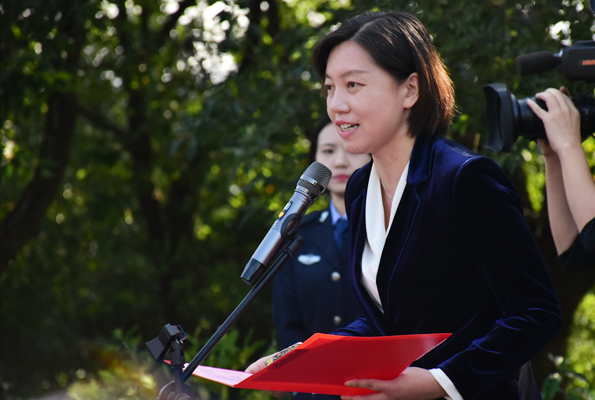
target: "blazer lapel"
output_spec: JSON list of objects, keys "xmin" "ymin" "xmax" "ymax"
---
[
  {"xmin": 376, "ymin": 184, "xmax": 419, "ymax": 316},
  {"xmin": 369, "ymin": 134, "xmax": 438, "ymax": 319},
  {"xmin": 345, "ymin": 166, "xmax": 387, "ymax": 335}
]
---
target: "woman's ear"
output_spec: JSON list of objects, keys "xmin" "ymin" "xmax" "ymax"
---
[{"xmin": 403, "ymin": 73, "xmax": 419, "ymax": 109}]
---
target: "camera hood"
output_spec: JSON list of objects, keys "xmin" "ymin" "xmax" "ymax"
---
[{"xmin": 483, "ymin": 84, "xmax": 516, "ymax": 152}]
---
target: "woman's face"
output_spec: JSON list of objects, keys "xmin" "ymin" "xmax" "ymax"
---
[
  {"xmin": 324, "ymin": 41, "xmax": 418, "ymax": 157},
  {"xmin": 315, "ymin": 123, "xmax": 371, "ymax": 197}
]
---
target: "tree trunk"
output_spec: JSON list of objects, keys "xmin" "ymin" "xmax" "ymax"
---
[{"xmin": 0, "ymin": 91, "xmax": 77, "ymax": 274}]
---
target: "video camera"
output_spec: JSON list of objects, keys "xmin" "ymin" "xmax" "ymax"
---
[{"xmin": 483, "ymin": 40, "xmax": 595, "ymax": 152}]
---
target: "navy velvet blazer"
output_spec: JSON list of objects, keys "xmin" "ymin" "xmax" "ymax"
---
[
  {"xmin": 336, "ymin": 134, "xmax": 561, "ymax": 400},
  {"xmin": 273, "ymin": 208, "xmax": 362, "ymax": 349}
]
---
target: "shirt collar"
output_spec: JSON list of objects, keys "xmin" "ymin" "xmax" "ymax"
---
[{"xmin": 329, "ymin": 201, "xmax": 347, "ymax": 225}]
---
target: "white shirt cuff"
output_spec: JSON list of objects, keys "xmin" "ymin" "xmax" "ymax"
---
[{"xmin": 429, "ymin": 368, "xmax": 464, "ymax": 400}]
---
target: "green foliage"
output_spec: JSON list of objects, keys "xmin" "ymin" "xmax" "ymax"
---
[
  {"xmin": 67, "ymin": 329, "xmax": 161, "ymax": 400},
  {"xmin": 565, "ymin": 289, "xmax": 595, "ymax": 394},
  {"xmin": 541, "ymin": 289, "xmax": 595, "ymax": 400},
  {"xmin": 542, "ymin": 355, "xmax": 595, "ymax": 400},
  {"xmin": 66, "ymin": 327, "xmax": 276, "ymax": 400}
]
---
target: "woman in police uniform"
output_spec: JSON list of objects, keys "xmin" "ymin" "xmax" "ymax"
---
[{"xmin": 272, "ymin": 115, "xmax": 371, "ymax": 400}]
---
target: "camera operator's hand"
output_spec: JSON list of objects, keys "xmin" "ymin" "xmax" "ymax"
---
[
  {"xmin": 536, "ymin": 138, "xmax": 555, "ymax": 159},
  {"xmin": 527, "ymin": 87, "xmax": 581, "ymax": 156}
]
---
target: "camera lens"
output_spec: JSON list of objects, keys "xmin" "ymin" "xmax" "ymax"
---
[
  {"xmin": 515, "ymin": 97, "xmax": 548, "ymax": 141},
  {"xmin": 483, "ymin": 83, "xmax": 594, "ymax": 152}
]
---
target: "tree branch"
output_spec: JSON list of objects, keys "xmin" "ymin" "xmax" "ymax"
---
[
  {"xmin": 157, "ymin": 0, "xmax": 196, "ymax": 47},
  {"xmin": 238, "ymin": 0, "xmax": 263, "ymax": 75},
  {"xmin": 266, "ymin": 0, "xmax": 280, "ymax": 39},
  {"xmin": 76, "ymin": 103, "xmax": 127, "ymax": 138}
]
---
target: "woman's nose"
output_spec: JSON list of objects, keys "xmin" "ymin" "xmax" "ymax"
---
[
  {"xmin": 334, "ymin": 149, "xmax": 349, "ymax": 167},
  {"xmin": 328, "ymin": 89, "xmax": 349, "ymax": 114}
]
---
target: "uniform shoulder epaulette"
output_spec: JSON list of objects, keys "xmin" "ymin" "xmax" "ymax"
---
[{"xmin": 301, "ymin": 209, "xmax": 328, "ymax": 226}]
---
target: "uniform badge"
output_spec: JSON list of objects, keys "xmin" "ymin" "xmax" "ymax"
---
[{"xmin": 297, "ymin": 254, "xmax": 321, "ymax": 265}]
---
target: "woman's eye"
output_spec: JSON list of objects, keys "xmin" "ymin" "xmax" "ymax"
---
[{"xmin": 347, "ymin": 82, "xmax": 358, "ymax": 88}]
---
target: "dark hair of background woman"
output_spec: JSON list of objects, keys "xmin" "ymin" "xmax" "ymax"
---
[{"xmin": 308, "ymin": 113, "xmax": 333, "ymax": 164}]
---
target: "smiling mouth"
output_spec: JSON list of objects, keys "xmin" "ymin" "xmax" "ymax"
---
[{"xmin": 339, "ymin": 124, "xmax": 359, "ymax": 132}]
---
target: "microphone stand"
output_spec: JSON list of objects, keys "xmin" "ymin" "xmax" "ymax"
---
[{"xmin": 146, "ymin": 235, "xmax": 305, "ymax": 400}]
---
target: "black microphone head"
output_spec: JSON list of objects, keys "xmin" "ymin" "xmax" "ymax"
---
[
  {"xmin": 298, "ymin": 161, "xmax": 332, "ymax": 199},
  {"xmin": 515, "ymin": 51, "xmax": 559, "ymax": 76}
]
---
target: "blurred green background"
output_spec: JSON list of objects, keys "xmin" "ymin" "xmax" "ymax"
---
[{"xmin": 1, "ymin": 0, "xmax": 594, "ymax": 399}]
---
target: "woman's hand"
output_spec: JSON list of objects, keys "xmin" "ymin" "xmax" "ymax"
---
[
  {"xmin": 245, "ymin": 354, "xmax": 290, "ymax": 398},
  {"xmin": 537, "ymin": 139, "xmax": 557, "ymax": 160},
  {"xmin": 341, "ymin": 367, "xmax": 447, "ymax": 400},
  {"xmin": 245, "ymin": 354, "xmax": 272, "ymax": 374},
  {"xmin": 526, "ymin": 87, "xmax": 581, "ymax": 156}
]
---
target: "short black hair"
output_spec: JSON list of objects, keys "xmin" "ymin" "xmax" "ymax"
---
[
  {"xmin": 308, "ymin": 113, "xmax": 332, "ymax": 164},
  {"xmin": 312, "ymin": 11, "xmax": 455, "ymax": 137}
]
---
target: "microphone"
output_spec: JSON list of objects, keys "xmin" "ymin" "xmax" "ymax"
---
[
  {"xmin": 241, "ymin": 161, "xmax": 332, "ymax": 286},
  {"xmin": 515, "ymin": 51, "xmax": 560, "ymax": 76}
]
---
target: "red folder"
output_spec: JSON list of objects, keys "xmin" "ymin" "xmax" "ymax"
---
[{"xmin": 184, "ymin": 332, "xmax": 450, "ymax": 395}]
